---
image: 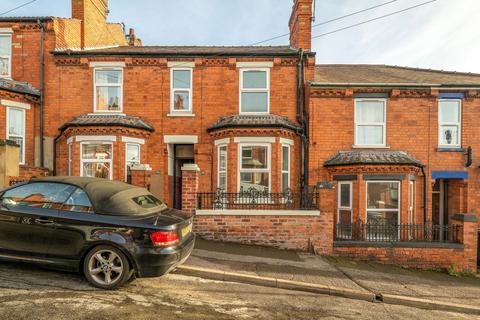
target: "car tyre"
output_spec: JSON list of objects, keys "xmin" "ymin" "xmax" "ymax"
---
[{"xmin": 83, "ymin": 245, "xmax": 131, "ymax": 290}]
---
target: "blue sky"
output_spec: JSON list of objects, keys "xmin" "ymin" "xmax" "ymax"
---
[{"xmin": 2, "ymin": 0, "xmax": 480, "ymax": 72}]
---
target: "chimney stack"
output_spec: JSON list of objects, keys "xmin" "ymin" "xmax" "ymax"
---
[{"xmin": 289, "ymin": 0, "xmax": 313, "ymax": 51}]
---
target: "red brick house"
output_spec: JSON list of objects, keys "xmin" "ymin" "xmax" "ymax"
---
[{"xmin": 0, "ymin": 0, "xmax": 477, "ymax": 271}]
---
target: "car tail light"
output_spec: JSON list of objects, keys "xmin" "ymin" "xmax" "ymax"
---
[{"xmin": 150, "ymin": 231, "xmax": 179, "ymax": 246}]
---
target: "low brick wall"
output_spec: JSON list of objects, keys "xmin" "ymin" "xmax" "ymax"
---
[{"xmin": 193, "ymin": 213, "xmax": 324, "ymax": 251}]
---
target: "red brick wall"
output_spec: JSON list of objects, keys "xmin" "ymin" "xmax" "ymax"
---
[{"xmin": 289, "ymin": 0, "xmax": 313, "ymax": 51}]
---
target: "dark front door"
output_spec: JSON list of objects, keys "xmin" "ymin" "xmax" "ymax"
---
[{"xmin": 173, "ymin": 144, "xmax": 195, "ymax": 210}]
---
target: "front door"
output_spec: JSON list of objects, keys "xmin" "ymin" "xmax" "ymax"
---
[
  {"xmin": 173, "ymin": 144, "xmax": 195, "ymax": 210},
  {"xmin": 432, "ymin": 180, "xmax": 448, "ymax": 240}
]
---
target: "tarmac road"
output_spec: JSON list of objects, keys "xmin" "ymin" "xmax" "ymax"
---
[{"xmin": 0, "ymin": 261, "xmax": 475, "ymax": 320}]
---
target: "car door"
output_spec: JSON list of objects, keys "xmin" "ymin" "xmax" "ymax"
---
[{"xmin": 0, "ymin": 182, "xmax": 76, "ymax": 258}]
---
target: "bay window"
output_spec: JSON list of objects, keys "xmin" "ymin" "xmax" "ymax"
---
[
  {"xmin": 438, "ymin": 99, "xmax": 461, "ymax": 147},
  {"xmin": 125, "ymin": 143, "xmax": 140, "ymax": 183},
  {"xmin": 366, "ymin": 181, "xmax": 400, "ymax": 239},
  {"xmin": 354, "ymin": 99, "xmax": 386, "ymax": 147},
  {"xmin": 80, "ymin": 142, "xmax": 113, "ymax": 179},
  {"xmin": 0, "ymin": 34, "xmax": 12, "ymax": 78},
  {"xmin": 337, "ymin": 181, "xmax": 353, "ymax": 239},
  {"xmin": 94, "ymin": 69, "xmax": 123, "ymax": 112},
  {"xmin": 238, "ymin": 144, "xmax": 270, "ymax": 192},
  {"xmin": 7, "ymin": 108, "xmax": 25, "ymax": 164},
  {"xmin": 171, "ymin": 68, "xmax": 192, "ymax": 113},
  {"xmin": 218, "ymin": 145, "xmax": 227, "ymax": 191},
  {"xmin": 240, "ymin": 69, "xmax": 269, "ymax": 114}
]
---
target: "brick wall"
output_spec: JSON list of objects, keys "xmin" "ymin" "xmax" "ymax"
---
[{"xmin": 289, "ymin": 0, "xmax": 313, "ymax": 51}]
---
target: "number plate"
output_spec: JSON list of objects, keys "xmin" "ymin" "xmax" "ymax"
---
[{"xmin": 181, "ymin": 224, "xmax": 192, "ymax": 237}]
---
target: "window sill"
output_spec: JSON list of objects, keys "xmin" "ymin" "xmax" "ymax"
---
[
  {"xmin": 88, "ymin": 112, "xmax": 125, "ymax": 116},
  {"xmin": 351, "ymin": 145, "xmax": 390, "ymax": 149},
  {"xmin": 167, "ymin": 113, "xmax": 195, "ymax": 117},
  {"xmin": 436, "ymin": 147, "xmax": 465, "ymax": 153}
]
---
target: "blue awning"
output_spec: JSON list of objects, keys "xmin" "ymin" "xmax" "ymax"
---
[{"xmin": 432, "ymin": 171, "xmax": 468, "ymax": 180}]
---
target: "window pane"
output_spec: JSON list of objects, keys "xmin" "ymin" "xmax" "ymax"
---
[
  {"xmin": 173, "ymin": 91, "xmax": 190, "ymax": 110},
  {"xmin": 8, "ymin": 109, "xmax": 24, "ymax": 136},
  {"xmin": 95, "ymin": 70, "xmax": 121, "ymax": 84},
  {"xmin": 0, "ymin": 58, "xmax": 9, "ymax": 76},
  {"xmin": 2, "ymin": 183, "xmax": 76, "ymax": 207},
  {"xmin": 367, "ymin": 210, "xmax": 399, "ymax": 225},
  {"xmin": 82, "ymin": 144, "xmax": 112, "ymax": 160},
  {"xmin": 240, "ymin": 172, "xmax": 269, "ymax": 192},
  {"xmin": 440, "ymin": 126, "xmax": 459, "ymax": 145},
  {"xmin": 367, "ymin": 182, "xmax": 399, "ymax": 209},
  {"xmin": 241, "ymin": 92, "xmax": 268, "ymax": 113},
  {"xmin": 282, "ymin": 146, "xmax": 289, "ymax": 171},
  {"xmin": 282, "ymin": 172, "xmax": 289, "ymax": 192},
  {"xmin": 126, "ymin": 144, "xmax": 140, "ymax": 162},
  {"xmin": 439, "ymin": 100, "xmax": 460, "ymax": 123},
  {"xmin": 241, "ymin": 146, "xmax": 267, "ymax": 169},
  {"xmin": 219, "ymin": 173, "xmax": 227, "ymax": 191},
  {"xmin": 356, "ymin": 125, "xmax": 383, "ymax": 145},
  {"xmin": 132, "ymin": 195, "xmax": 163, "ymax": 209},
  {"xmin": 339, "ymin": 210, "xmax": 352, "ymax": 224},
  {"xmin": 82, "ymin": 162, "xmax": 111, "ymax": 179},
  {"xmin": 340, "ymin": 184, "xmax": 351, "ymax": 208},
  {"xmin": 219, "ymin": 146, "xmax": 227, "ymax": 171},
  {"xmin": 173, "ymin": 70, "xmax": 191, "ymax": 89},
  {"xmin": 96, "ymin": 86, "xmax": 121, "ymax": 111},
  {"xmin": 243, "ymin": 71, "xmax": 266, "ymax": 88},
  {"xmin": 356, "ymin": 100, "xmax": 384, "ymax": 123},
  {"xmin": 64, "ymin": 188, "xmax": 93, "ymax": 213}
]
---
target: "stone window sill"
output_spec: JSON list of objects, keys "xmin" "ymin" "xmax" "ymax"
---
[
  {"xmin": 436, "ymin": 147, "xmax": 465, "ymax": 153},
  {"xmin": 351, "ymin": 145, "xmax": 391, "ymax": 149},
  {"xmin": 167, "ymin": 113, "xmax": 195, "ymax": 117}
]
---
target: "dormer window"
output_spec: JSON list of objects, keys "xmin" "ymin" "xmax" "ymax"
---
[
  {"xmin": 240, "ymin": 69, "xmax": 270, "ymax": 114},
  {"xmin": 0, "ymin": 33, "xmax": 12, "ymax": 78},
  {"xmin": 93, "ymin": 68, "xmax": 123, "ymax": 113}
]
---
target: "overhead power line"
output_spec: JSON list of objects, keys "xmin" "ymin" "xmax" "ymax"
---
[
  {"xmin": 311, "ymin": 0, "xmax": 437, "ymax": 40},
  {"xmin": 251, "ymin": 0, "xmax": 401, "ymax": 46},
  {"xmin": 0, "ymin": 0, "xmax": 38, "ymax": 16}
]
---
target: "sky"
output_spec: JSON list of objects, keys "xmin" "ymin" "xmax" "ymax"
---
[{"xmin": 2, "ymin": 0, "xmax": 480, "ymax": 73}]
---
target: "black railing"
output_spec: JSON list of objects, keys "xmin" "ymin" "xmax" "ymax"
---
[
  {"xmin": 335, "ymin": 222, "xmax": 462, "ymax": 243},
  {"xmin": 197, "ymin": 188, "xmax": 320, "ymax": 210}
]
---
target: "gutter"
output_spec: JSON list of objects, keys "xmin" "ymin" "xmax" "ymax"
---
[{"xmin": 310, "ymin": 82, "xmax": 480, "ymax": 89}]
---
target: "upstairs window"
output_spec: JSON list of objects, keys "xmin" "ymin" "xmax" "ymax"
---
[
  {"xmin": 354, "ymin": 99, "xmax": 386, "ymax": 147},
  {"xmin": 171, "ymin": 68, "xmax": 192, "ymax": 113},
  {"xmin": 240, "ymin": 69, "xmax": 269, "ymax": 114},
  {"xmin": 0, "ymin": 34, "xmax": 12, "ymax": 78},
  {"xmin": 94, "ymin": 68, "xmax": 123, "ymax": 112},
  {"xmin": 438, "ymin": 99, "xmax": 461, "ymax": 147},
  {"xmin": 7, "ymin": 108, "xmax": 25, "ymax": 164}
]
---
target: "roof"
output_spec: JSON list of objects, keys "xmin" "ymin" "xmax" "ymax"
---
[
  {"xmin": 60, "ymin": 114, "xmax": 154, "ymax": 132},
  {"xmin": 207, "ymin": 114, "xmax": 302, "ymax": 133},
  {"xmin": 0, "ymin": 16, "xmax": 53, "ymax": 22},
  {"xmin": 29, "ymin": 176, "xmax": 165, "ymax": 215},
  {"xmin": 0, "ymin": 78, "xmax": 40, "ymax": 96},
  {"xmin": 314, "ymin": 64, "xmax": 480, "ymax": 87},
  {"xmin": 54, "ymin": 45, "xmax": 300, "ymax": 57},
  {"xmin": 324, "ymin": 150, "xmax": 423, "ymax": 167}
]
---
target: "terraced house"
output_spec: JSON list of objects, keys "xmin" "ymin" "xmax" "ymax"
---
[{"xmin": 0, "ymin": 0, "xmax": 477, "ymax": 272}]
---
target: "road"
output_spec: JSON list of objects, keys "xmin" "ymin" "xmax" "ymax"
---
[{"xmin": 0, "ymin": 261, "xmax": 475, "ymax": 320}]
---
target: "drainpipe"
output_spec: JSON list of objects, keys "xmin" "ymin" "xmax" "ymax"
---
[
  {"xmin": 296, "ymin": 49, "xmax": 309, "ymax": 195},
  {"xmin": 38, "ymin": 20, "xmax": 45, "ymax": 168}
]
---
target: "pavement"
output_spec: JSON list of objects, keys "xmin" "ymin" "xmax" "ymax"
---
[
  {"xmin": 0, "ymin": 260, "xmax": 477, "ymax": 320},
  {"xmin": 178, "ymin": 238, "xmax": 480, "ymax": 314}
]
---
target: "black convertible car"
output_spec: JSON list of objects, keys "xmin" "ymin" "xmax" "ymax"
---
[{"xmin": 0, "ymin": 177, "xmax": 195, "ymax": 289}]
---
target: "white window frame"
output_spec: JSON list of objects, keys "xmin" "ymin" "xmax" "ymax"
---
[
  {"xmin": 80, "ymin": 141, "xmax": 113, "ymax": 180},
  {"xmin": 93, "ymin": 67, "xmax": 124, "ymax": 113},
  {"xmin": 6, "ymin": 107, "xmax": 25, "ymax": 165},
  {"xmin": 354, "ymin": 98, "xmax": 387, "ymax": 147},
  {"xmin": 365, "ymin": 180, "xmax": 401, "ymax": 225},
  {"xmin": 125, "ymin": 143, "xmax": 141, "ymax": 182},
  {"xmin": 217, "ymin": 144, "xmax": 228, "ymax": 191},
  {"xmin": 338, "ymin": 181, "xmax": 353, "ymax": 224},
  {"xmin": 239, "ymin": 68, "xmax": 270, "ymax": 114},
  {"xmin": 438, "ymin": 99, "xmax": 462, "ymax": 148},
  {"xmin": 68, "ymin": 142, "xmax": 72, "ymax": 176},
  {"xmin": 237, "ymin": 143, "xmax": 271, "ymax": 192},
  {"xmin": 409, "ymin": 181, "xmax": 414, "ymax": 225},
  {"xmin": 0, "ymin": 33, "xmax": 12, "ymax": 78},
  {"xmin": 281, "ymin": 144, "xmax": 291, "ymax": 192},
  {"xmin": 170, "ymin": 67, "xmax": 193, "ymax": 114}
]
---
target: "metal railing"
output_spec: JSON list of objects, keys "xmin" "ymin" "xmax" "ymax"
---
[
  {"xmin": 335, "ymin": 222, "xmax": 462, "ymax": 243},
  {"xmin": 197, "ymin": 188, "xmax": 320, "ymax": 210}
]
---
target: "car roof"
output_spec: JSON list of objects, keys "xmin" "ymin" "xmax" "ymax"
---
[{"xmin": 29, "ymin": 177, "xmax": 160, "ymax": 215}]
